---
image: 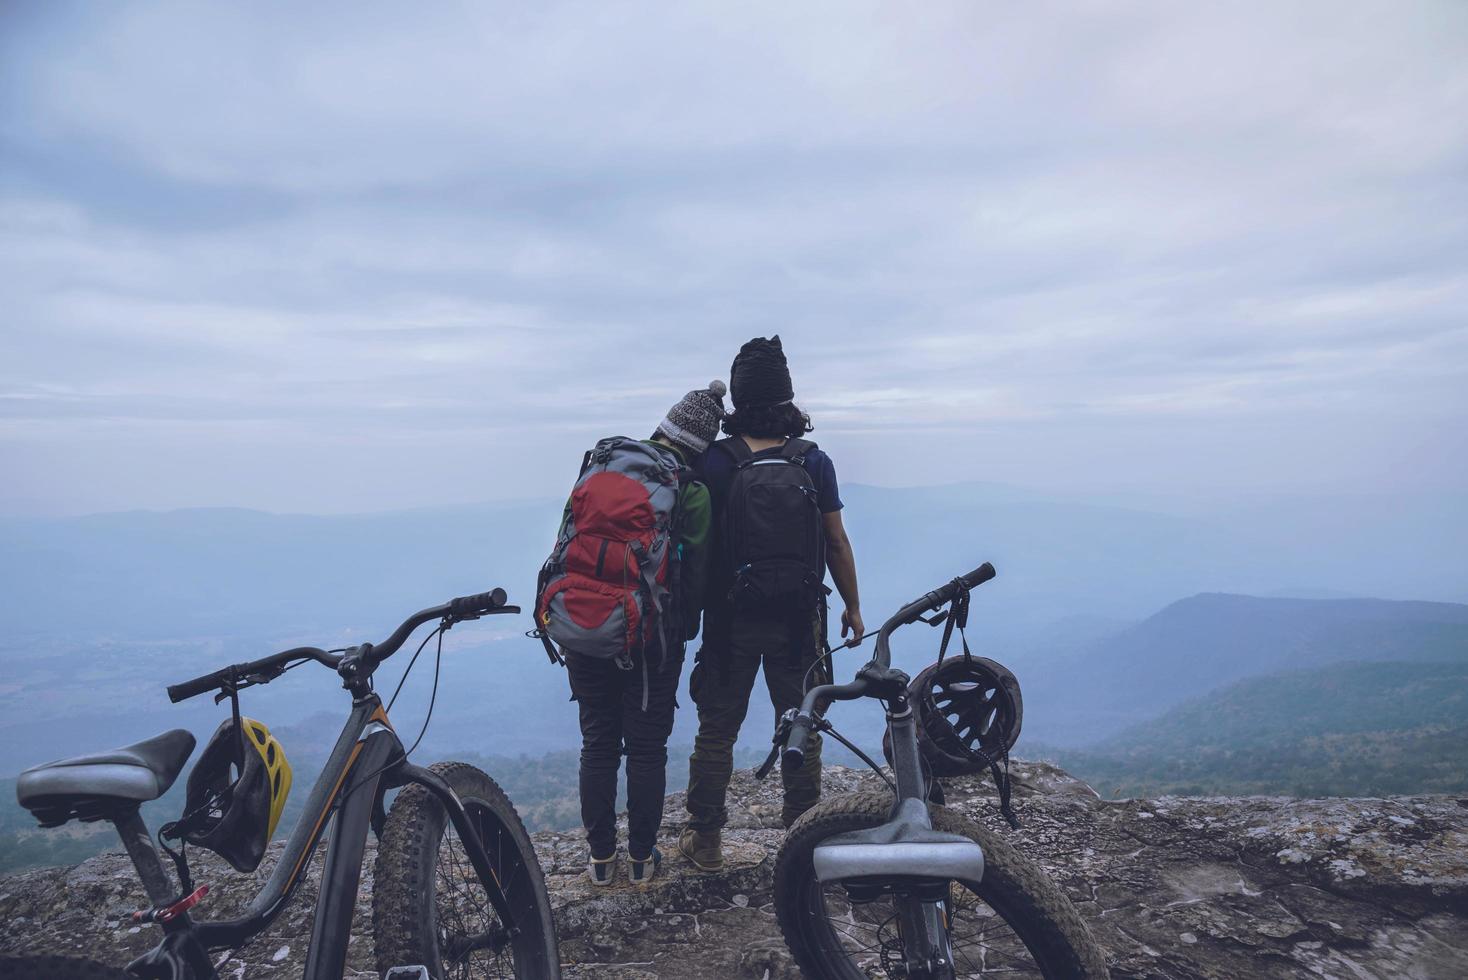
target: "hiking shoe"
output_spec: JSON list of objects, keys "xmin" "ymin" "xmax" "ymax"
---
[
  {"xmin": 677, "ymin": 827, "xmax": 724, "ymax": 872},
  {"xmin": 628, "ymin": 846, "xmax": 662, "ymax": 885},
  {"xmin": 587, "ymin": 851, "xmax": 617, "ymax": 887}
]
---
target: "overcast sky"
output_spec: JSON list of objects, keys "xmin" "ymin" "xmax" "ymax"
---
[{"xmin": 2, "ymin": 1, "xmax": 1465, "ymax": 516}]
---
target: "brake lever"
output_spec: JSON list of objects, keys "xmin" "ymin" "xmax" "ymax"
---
[
  {"xmin": 757, "ymin": 710, "xmax": 797, "ymax": 780},
  {"xmin": 450, "ymin": 604, "xmax": 523, "ymax": 625},
  {"xmin": 754, "ymin": 743, "xmax": 781, "ymax": 780},
  {"xmin": 211, "ymin": 664, "xmax": 287, "ymax": 702},
  {"xmin": 918, "ymin": 610, "xmax": 950, "ymax": 627}
]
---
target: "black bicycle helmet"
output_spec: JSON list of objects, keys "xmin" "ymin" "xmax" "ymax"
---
[
  {"xmin": 174, "ymin": 717, "xmax": 292, "ymax": 873},
  {"xmin": 910, "ymin": 655, "xmax": 1023, "ymax": 777}
]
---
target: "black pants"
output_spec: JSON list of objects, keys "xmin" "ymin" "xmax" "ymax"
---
[
  {"xmin": 687, "ymin": 612, "xmax": 825, "ymax": 831},
  {"xmin": 564, "ymin": 646, "xmax": 685, "ymax": 860}
]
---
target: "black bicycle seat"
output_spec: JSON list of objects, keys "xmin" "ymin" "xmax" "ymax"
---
[{"xmin": 16, "ymin": 729, "xmax": 197, "ymax": 826}]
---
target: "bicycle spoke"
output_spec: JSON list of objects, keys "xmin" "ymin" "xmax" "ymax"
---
[
  {"xmin": 810, "ymin": 879, "xmax": 1047, "ymax": 979},
  {"xmin": 432, "ymin": 803, "xmax": 522, "ymax": 979}
]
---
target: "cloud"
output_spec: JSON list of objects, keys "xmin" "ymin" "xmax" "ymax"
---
[{"xmin": 1, "ymin": 0, "xmax": 1465, "ymax": 513}]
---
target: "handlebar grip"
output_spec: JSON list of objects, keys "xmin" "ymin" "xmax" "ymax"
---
[
  {"xmin": 961, "ymin": 562, "xmax": 997, "ymax": 590},
  {"xmin": 782, "ymin": 715, "xmax": 814, "ymax": 769},
  {"xmin": 929, "ymin": 562, "xmax": 997, "ymax": 608},
  {"xmin": 168, "ymin": 666, "xmax": 232, "ymax": 703},
  {"xmin": 449, "ymin": 588, "xmax": 508, "ymax": 620}
]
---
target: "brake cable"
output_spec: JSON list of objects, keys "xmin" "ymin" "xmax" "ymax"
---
[
  {"xmin": 803, "ymin": 626, "xmax": 880, "ymax": 691},
  {"xmin": 755, "ymin": 710, "xmax": 896, "ymax": 794},
  {"xmin": 340, "ymin": 620, "xmax": 447, "ymax": 804},
  {"xmin": 400, "ymin": 624, "xmax": 444, "ymax": 758},
  {"xmin": 386, "ymin": 622, "xmax": 445, "ymax": 711},
  {"xmin": 823, "ymin": 723, "xmax": 896, "ymax": 794}
]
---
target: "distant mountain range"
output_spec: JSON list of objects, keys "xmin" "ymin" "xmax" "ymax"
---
[
  {"xmin": 1021, "ymin": 592, "xmax": 1468, "ymax": 744},
  {"xmin": 1036, "ymin": 659, "xmax": 1468, "ymax": 798}
]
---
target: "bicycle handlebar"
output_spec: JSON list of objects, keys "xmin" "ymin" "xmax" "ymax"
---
[
  {"xmin": 779, "ymin": 562, "xmax": 997, "ymax": 763},
  {"xmin": 782, "ymin": 679, "xmax": 870, "ymax": 769},
  {"xmin": 167, "ymin": 647, "xmax": 343, "ymax": 704},
  {"xmin": 872, "ymin": 562, "xmax": 994, "ymax": 667},
  {"xmin": 167, "ymin": 588, "xmax": 517, "ymax": 703}
]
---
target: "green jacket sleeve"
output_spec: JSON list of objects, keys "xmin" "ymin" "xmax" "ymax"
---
[{"xmin": 677, "ymin": 478, "xmax": 713, "ymax": 641}]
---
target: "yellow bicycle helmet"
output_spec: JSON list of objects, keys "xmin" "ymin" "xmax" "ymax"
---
[{"xmin": 174, "ymin": 717, "xmax": 292, "ymax": 872}]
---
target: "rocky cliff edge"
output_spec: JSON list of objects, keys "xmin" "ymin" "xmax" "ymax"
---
[{"xmin": 2, "ymin": 762, "xmax": 1465, "ymax": 979}]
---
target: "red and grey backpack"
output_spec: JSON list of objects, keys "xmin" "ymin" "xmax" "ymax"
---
[{"xmin": 535, "ymin": 437, "xmax": 689, "ymax": 668}]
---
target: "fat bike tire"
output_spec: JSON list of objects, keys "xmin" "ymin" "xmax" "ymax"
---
[
  {"xmin": 773, "ymin": 792, "xmax": 1108, "ymax": 979},
  {"xmin": 373, "ymin": 761, "xmax": 560, "ymax": 980}
]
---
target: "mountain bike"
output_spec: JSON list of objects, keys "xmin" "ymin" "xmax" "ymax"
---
[
  {"xmin": 766, "ymin": 564, "xmax": 1108, "ymax": 979},
  {"xmin": 6, "ymin": 589, "xmax": 560, "ymax": 980}
]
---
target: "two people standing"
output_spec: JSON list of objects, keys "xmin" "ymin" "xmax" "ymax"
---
[{"xmin": 535, "ymin": 336, "xmax": 862, "ymax": 885}]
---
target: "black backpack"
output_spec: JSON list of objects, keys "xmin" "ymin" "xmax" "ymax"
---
[{"xmin": 717, "ymin": 437, "xmax": 826, "ymax": 617}]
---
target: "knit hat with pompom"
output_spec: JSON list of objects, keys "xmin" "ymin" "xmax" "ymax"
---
[{"xmin": 656, "ymin": 380, "xmax": 727, "ymax": 456}]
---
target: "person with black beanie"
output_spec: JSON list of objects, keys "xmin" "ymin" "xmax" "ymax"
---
[{"xmin": 680, "ymin": 336, "xmax": 864, "ymax": 872}]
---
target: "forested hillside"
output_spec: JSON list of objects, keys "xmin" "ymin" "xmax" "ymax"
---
[
  {"xmin": 1035, "ymin": 660, "xmax": 1468, "ymax": 798},
  {"xmin": 1023, "ymin": 593, "xmax": 1468, "ymax": 744}
]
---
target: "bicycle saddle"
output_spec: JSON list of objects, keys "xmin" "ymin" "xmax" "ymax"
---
[
  {"xmin": 812, "ymin": 798, "xmax": 986, "ymax": 884},
  {"xmin": 16, "ymin": 729, "xmax": 196, "ymax": 826}
]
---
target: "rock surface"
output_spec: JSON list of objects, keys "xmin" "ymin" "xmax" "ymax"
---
[{"xmin": 2, "ymin": 761, "xmax": 1465, "ymax": 978}]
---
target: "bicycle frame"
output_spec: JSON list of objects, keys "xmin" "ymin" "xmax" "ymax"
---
[
  {"xmin": 114, "ymin": 691, "xmax": 519, "ymax": 980},
  {"xmin": 781, "ymin": 563, "xmax": 997, "ymax": 980}
]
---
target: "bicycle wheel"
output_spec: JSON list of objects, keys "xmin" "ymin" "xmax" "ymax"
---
[
  {"xmin": 774, "ymin": 792, "xmax": 1107, "ymax": 979},
  {"xmin": 374, "ymin": 761, "xmax": 560, "ymax": 979},
  {"xmin": 0, "ymin": 955, "xmax": 129, "ymax": 979}
]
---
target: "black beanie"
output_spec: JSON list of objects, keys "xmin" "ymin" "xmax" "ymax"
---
[{"xmin": 730, "ymin": 335, "xmax": 794, "ymax": 409}]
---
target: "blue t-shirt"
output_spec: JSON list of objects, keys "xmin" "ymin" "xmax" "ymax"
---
[{"xmin": 696, "ymin": 439, "xmax": 843, "ymax": 514}]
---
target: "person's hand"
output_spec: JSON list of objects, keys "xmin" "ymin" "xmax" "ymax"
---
[{"xmin": 841, "ymin": 607, "xmax": 865, "ymax": 646}]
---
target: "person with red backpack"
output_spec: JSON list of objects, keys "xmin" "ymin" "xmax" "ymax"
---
[
  {"xmin": 535, "ymin": 382, "xmax": 722, "ymax": 886},
  {"xmin": 680, "ymin": 336, "xmax": 863, "ymax": 872}
]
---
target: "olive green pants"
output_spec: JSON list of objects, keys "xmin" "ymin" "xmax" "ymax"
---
[{"xmin": 686, "ymin": 613, "xmax": 825, "ymax": 831}]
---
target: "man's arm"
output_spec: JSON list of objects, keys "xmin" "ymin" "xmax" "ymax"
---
[{"xmin": 823, "ymin": 510, "xmax": 864, "ymax": 644}]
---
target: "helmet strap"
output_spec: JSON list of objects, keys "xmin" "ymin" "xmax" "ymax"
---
[
  {"xmin": 936, "ymin": 590, "xmax": 972, "ymax": 664},
  {"xmin": 219, "ymin": 669, "xmax": 246, "ymax": 771},
  {"xmin": 156, "ymin": 825, "xmax": 194, "ymax": 897}
]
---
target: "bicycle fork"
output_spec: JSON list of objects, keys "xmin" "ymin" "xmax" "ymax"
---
[
  {"xmin": 895, "ymin": 893, "xmax": 956, "ymax": 979},
  {"xmin": 888, "ymin": 702, "xmax": 954, "ymax": 978},
  {"xmin": 305, "ymin": 733, "xmax": 522, "ymax": 978},
  {"xmin": 813, "ymin": 703, "xmax": 974, "ymax": 979},
  {"xmin": 397, "ymin": 762, "xmax": 521, "ymax": 936}
]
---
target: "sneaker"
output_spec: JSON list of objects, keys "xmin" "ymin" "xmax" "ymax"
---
[
  {"xmin": 677, "ymin": 827, "xmax": 724, "ymax": 872},
  {"xmin": 628, "ymin": 846, "xmax": 662, "ymax": 884},
  {"xmin": 587, "ymin": 851, "xmax": 617, "ymax": 887}
]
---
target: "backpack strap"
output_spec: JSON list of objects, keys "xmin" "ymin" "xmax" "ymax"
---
[
  {"xmin": 715, "ymin": 436, "xmax": 755, "ymax": 466},
  {"xmin": 780, "ymin": 437, "xmax": 816, "ymax": 464},
  {"xmin": 719, "ymin": 436, "xmax": 818, "ymax": 467}
]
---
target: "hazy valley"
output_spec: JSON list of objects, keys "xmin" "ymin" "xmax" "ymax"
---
[{"xmin": 2, "ymin": 482, "xmax": 1464, "ymax": 870}]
